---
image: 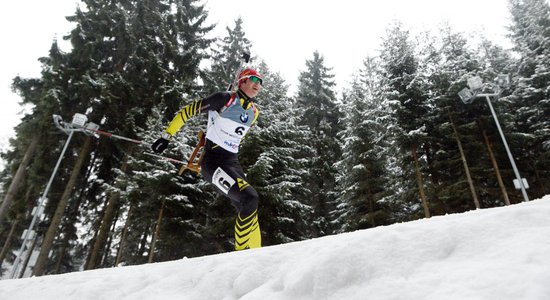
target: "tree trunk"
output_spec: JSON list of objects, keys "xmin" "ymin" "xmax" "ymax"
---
[
  {"xmin": 412, "ymin": 145, "xmax": 430, "ymax": 218},
  {"xmin": 101, "ymin": 208, "xmax": 120, "ymax": 267},
  {"xmin": 0, "ymin": 217, "xmax": 19, "ymax": 268},
  {"xmin": 448, "ymin": 109, "xmax": 480, "ymax": 209},
  {"xmin": 53, "ymin": 233, "xmax": 68, "ymax": 275},
  {"xmin": 367, "ymin": 187, "xmax": 376, "ymax": 227},
  {"xmin": 137, "ymin": 223, "xmax": 151, "ymax": 260},
  {"xmin": 87, "ymin": 193, "xmax": 120, "ymax": 270},
  {"xmin": 115, "ymin": 204, "xmax": 134, "ymax": 266},
  {"xmin": 478, "ymin": 120, "xmax": 511, "ymax": 206},
  {"xmin": 0, "ymin": 136, "xmax": 39, "ymax": 224},
  {"xmin": 33, "ymin": 137, "xmax": 92, "ymax": 276},
  {"xmin": 534, "ymin": 169, "xmax": 547, "ymax": 196},
  {"xmin": 54, "ymin": 159, "xmax": 92, "ymax": 275},
  {"xmin": 86, "ymin": 158, "xmax": 129, "ymax": 270},
  {"xmin": 424, "ymin": 143, "xmax": 448, "ymax": 215},
  {"xmin": 148, "ymin": 201, "xmax": 165, "ymax": 264}
]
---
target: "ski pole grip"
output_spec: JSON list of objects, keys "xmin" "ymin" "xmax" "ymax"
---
[
  {"xmin": 242, "ymin": 52, "xmax": 250, "ymax": 63},
  {"xmin": 227, "ymin": 51, "xmax": 252, "ymax": 91}
]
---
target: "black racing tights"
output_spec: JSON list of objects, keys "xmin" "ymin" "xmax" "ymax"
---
[{"xmin": 200, "ymin": 142, "xmax": 258, "ymax": 218}]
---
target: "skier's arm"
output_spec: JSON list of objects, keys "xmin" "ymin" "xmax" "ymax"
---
[
  {"xmin": 151, "ymin": 92, "xmax": 229, "ymax": 153},
  {"xmin": 164, "ymin": 92, "xmax": 230, "ymax": 136}
]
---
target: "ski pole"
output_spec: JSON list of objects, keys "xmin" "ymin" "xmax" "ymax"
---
[
  {"xmin": 53, "ymin": 116, "xmax": 145, "ymax": 146},
  {"xmin": 83, "ymin": 128, "xmax": 187, "ymax": 164},
  {"xmin": 54, "ymin": 115, "xmax": 187, "ymax": 165},
  {"xmin": 84, "ymin": 127, "xmax": 145, "ymax": 145},
  {"xmin": 142, "ymin": 152, "xmax": 186, "ymax": 164},
  {"xmin": 227, "ymin": 51, "xmax": 251, "ymax": 91}
]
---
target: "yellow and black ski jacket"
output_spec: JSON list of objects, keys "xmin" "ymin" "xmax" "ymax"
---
[{"xmin": 164, "ymin": 89, "xmax": 259, "ymax": 154}]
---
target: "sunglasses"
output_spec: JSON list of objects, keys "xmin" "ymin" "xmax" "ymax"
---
[{"xmin": 249, "ymin": 76, "xmax": 263, "ymax": 85}]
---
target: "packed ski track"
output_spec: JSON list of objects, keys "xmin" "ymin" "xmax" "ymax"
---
[{"xmin": 1, "ymin": 195, "xmax": 549, "ymax": 300}]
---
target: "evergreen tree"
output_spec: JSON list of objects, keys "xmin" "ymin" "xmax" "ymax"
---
[
  {"xmin": 334, "ymin": 57, "xmax": 392, "ymax": 232},
  {"xmin": 506, "ymin": 0, "xmax": 550, "ymax": 197},
  {"xmin": 70, "ymin": 0, "xmax": 213, "ymax": 269},
  {"xmin": 295, "ymin": 51, "xmax": 342, "ymax": 237},
  {"xmin": 418, "ymin": 26, "xmax": 489, "ymax": 213},
  {"xmin": 471, "ymin": 38, "xmax": 520, "ymax": 207},
  {"xmin": 1, "ymin": 0, "xmax": 214, "ymax": 275},
  {"xmin": 378, "ymin": 22, "xmax": 432, "ymax": 219},
  {"xmin": 1, "ymin": 39, "xmax": 85, "ymax": 276}
]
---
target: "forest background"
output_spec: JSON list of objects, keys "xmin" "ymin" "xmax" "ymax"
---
[{"xmin": 0, "ymin": 0, "xmax": 549, "ymax": 278}]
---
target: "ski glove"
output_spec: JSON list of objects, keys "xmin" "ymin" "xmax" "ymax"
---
[{"xmin": 151, "ymin": 132, "xmax": 171, "ymax": 153}]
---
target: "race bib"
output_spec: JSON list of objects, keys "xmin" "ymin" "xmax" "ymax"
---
[
  {"xmin": 206, "ymin": 110, "xmax": 251, "ymax": 153},
  {"xmin": 212, "ymin": 167, "xmax": 235, "ymax": 194}
]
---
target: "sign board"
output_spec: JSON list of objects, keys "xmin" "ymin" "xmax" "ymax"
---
[{"xmin": 513, "ymin": 178, "xmax": 529, "ymax": 190}]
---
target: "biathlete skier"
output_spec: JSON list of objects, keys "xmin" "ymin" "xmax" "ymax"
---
[{"xmin": 151, "ymin": 68, "xmax": 264, "ymax": 250}]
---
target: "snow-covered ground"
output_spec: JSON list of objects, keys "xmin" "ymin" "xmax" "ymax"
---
[{"xmin": 1, "ymin": 195, "xmax": 549, "ymax": 300}]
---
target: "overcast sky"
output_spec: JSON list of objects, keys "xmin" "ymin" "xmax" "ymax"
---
[{"xmin": 0, "ymin": 0, "xmax": 515, "ymax": 156}]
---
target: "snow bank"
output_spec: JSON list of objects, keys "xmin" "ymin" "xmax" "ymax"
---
[{"xmin": 1, "ymin": 196, "xmax": 549, "ymax": 300}]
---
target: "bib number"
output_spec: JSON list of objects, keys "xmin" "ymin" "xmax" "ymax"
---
[{"xmin": 212, "ymin": 167, "xmax": 235, "ymax": 194}]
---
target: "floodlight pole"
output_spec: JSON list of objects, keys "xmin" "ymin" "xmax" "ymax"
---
[
  {"xmin": 459, "ymin": 75, "xmax": 529, "ymax": 203},
  {"xmin": 10, "ymin": 113, "xmax": 93, "ymax": 278},
  {"xmin": 10, "ymin": 113, "xmax": 187, "ymax": 278},
  {"xmin": 9, "ymin": 130, "xmax": 75, "ymax": 278},
  {"xmin": 480, "ymin": 93, "xmax": 529, "ymax": 202}
]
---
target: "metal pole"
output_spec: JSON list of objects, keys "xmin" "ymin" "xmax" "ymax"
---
[
  {"xmin": 10, "ymin": 130, "xmax": 75, "ymax": 278},
  {"xmin": 142, "ymin": 152, "xmax": 186, "ymax": 165},
  {"xmin": 83, "ymin": 127, "xmax": 187, "ymax": 164},
  {"xmin": 484, "ymin": 95, "xmax": 529, "ymax": 202},
  {"xmin": 84, "ymin": 128, "xmax": 144, "ymax": 145},
  {"xmin": 10, "ymin": 115, "xmax": 185, "ymax": 278}
]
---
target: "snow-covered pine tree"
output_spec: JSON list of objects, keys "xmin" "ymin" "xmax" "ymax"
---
[
  {"xmin": 3, "ymin": 39, "xmax": 94, "ymax": 277},
  {"xmin": 333, "ymin": 56, "xmax": 392, "ymax": 232},
  {"xmin": 472, "ymin": 38, "xmax": 520, "ymax": 206},
  {"xmin": 378, "ymin": 22, "xmax": 432, "ymax": 219},
  {"xmin": 295, "ymin": 51, "xmax": 343, "ymax": 237},
  {"xmin": 0, "ymin": 0, "xmax": 214, "ymax": 274},
  {"xmin": 506, "ymin": 0, "xmax": 550, "ymax": 197},
  {"xmin": 84, "ymin": 1, "xmax": 211, "ymax": 265},
  {"xmin": 416, "ymin": 26, "xmax": 489, "ymax": 213}
]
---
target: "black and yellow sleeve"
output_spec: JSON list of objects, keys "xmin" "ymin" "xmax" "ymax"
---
[
  {"xmin": 165, "ymin": 100, "xmax": 203, "ymax": 136},
  {"xmin": 163, "ymin": 92, "xmax": 230, "ymax": 137}
]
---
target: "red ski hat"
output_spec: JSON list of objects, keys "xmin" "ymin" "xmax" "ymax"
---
[{"xmin": 238, "ymin": 68, "xmax": 263, "ymax": 85}]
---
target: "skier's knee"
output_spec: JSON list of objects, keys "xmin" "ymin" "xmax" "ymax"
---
[{"xmin": 239, "ymin": 188, "xmax": 259, "ymax": 217}]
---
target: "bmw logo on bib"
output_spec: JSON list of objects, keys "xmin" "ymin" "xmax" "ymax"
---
[{"xmin": 240, "ymin": 112, "xmax": 249, "ymax": 123}]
